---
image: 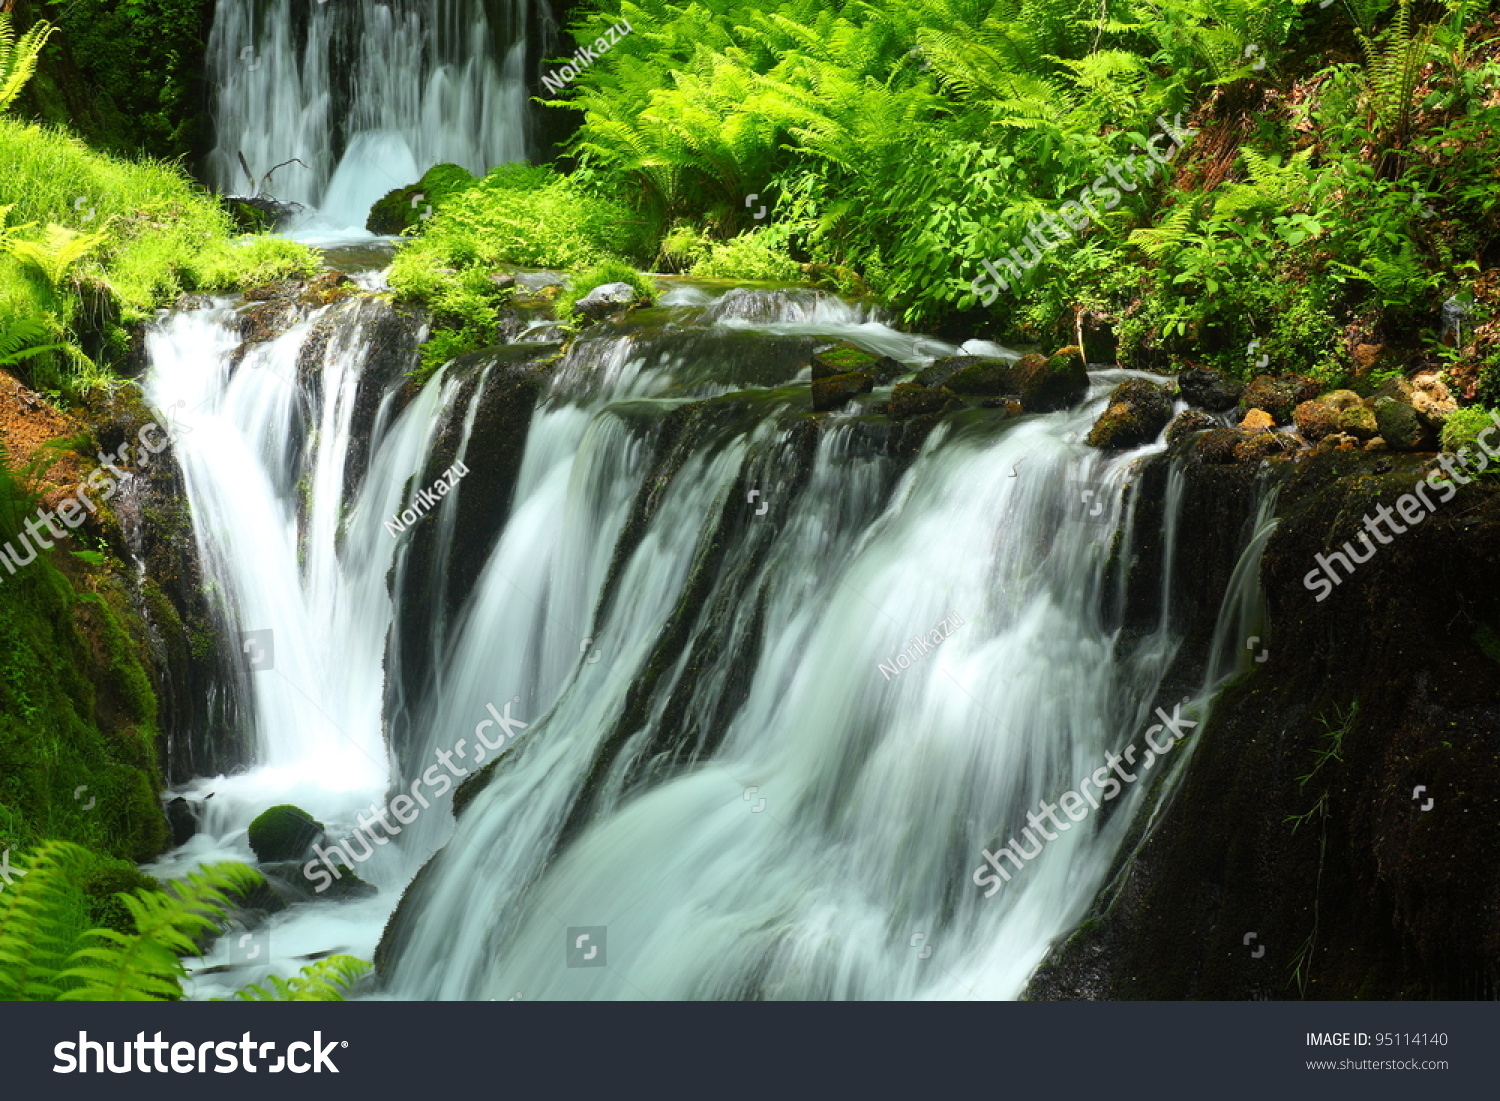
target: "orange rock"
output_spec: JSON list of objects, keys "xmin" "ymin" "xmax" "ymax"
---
[{"xmin": 1239, "ymin": 408, "xmax": 1275, "ymax": 431}]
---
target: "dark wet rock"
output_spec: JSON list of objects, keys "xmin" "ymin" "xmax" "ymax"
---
[
  {"xmin": 917, "ymin": 356, "xmax": 980, "ymax": 389},
  {"xmin": 1165, "ymin": 409, "xmax": 1218, "ymax": 446},
  {"xmin": 223, "ymin": 195, "xmax": 302, "ymax": 233},
  {"xmin": 301, "ymin": 271, "xmax": 356, "ymax": 308},
  {"xmin": 1239, "ymin": 374, "xmax": 1312, "ymax": 423},
  {"xmin": 166, "ymin": 797, "xmax": 198, "ymax": 847},
  {"xmin": 942, "ymin": 358, "xmax": 1014, "ymax": 397},
  {"xmin": 1293, "ymin": 400, "xmax": 1339, "ymax": 441},
  {"xmin": 1374, "ymin": 397, "xmax": 1433, "ymax": 451},
  {"xmin": 1017, "ymin": 347, "xmax": 1088, "ymax": 412},
  {"xmin": 1190, "ymin": 427, "xmax": 1245, "ymax": 464},
  {"xmin": 1233, "ymin": 431, "xmax": 1290, "ymax": 462},
  {"xmin": 811, "ymin": 370, "xmax": 874, "ymax": 412},
  {"xmin": 1086, "ymin": 378, "xmax": 1174, "ymax": 449},
  {"xmin": 573, "ymin": 282, "xmax": 639, "ymax": 322},
  {"xmin": 888, "ymin": 382, "xmax": 957, "ymax": 418},
  {"xmin": 1177, "ymin": 367, "xmax": 1244, "ymax": 412},
  {"xmin": 247, "ymin": 804, "xmax": 325, "ymax": 863},
  {"xmin": 1078, "ymin": 310, "xmax": 1116, "ymax": 365},
  {"xmin": 252, "ymin": 860, "xmax": 378, "ymax": 910},
  {"xmin": 1027, "ymin": 451, "xmax": 1500, "ymax": 1000},
  {"xmin": 1375, "ymin": 375, "xmax": 1416, "ymax": 404}
]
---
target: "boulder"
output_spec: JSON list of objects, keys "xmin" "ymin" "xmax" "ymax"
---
[
  {"xmin": 887, "ymin": 382, "xmax": 956, "ymax": 418},
  {"xmin": 1165, "ymin": 410, "xmax": 1218, "ymax": 446},
  {"xmin": 1373, "ymin": 397, "xmax": 1433, "ymax": 451},
  {"xmin": 1017, "ymin": 346, "xmax": 1088, "ymax": 412},
  {"xmin": 1191, "ymin": 428, "xmax": 1245, "ymax": 464},
  {"xmin": 917, "ymin": 356, "xmax": 981, "ymax": 389},
  {"xmin": 1293, "ymin": 400, "xmax": 1339, "ymax": 441},
  {"xmin": 573, "ymin": 282, "xmax": 640, "ymax": 322},
  {"xmin": 1239, "ymin": 408, "xmax": 1275, "ymax": 432},
  {"xmin": 1177, "ymin": 367, "xmax": 1244, "ymax": 412},
  {"xmin": 247, "ymin": 804, "xmax": 325, "ymax": 863},
  {"xmin": 1352, "ymin": 342, "xmax": 1385, "ymax": 375},
  {"xmin": 812, "ymin": 343, "xmax": 891, "ymax": 380},
  {"xmin": 1086, "ymin": 378, "xmax": 1174, "ymax": 450},
  {"xmin": 514, "ymin": 271, "xmax": 570, "ymax": 296},
  {"xmin": 812, "ymin": 370, "xmax": 874, "ymax": 412},
  {"xmin": 1338, "ymin": 404, "xmax": 1380, "ymax": 441},
  {"xmin": 365, "ymin": 162, "xmax": 476, "ymax": 235},
  {"xmin": 943, "ymin": 358, "xmax": 1015, "ymax": 396},
  {"xmin": 166, "ymin": 797, "xmax": 198, "ymax": 848},
  {"xmin": 1238, "ymin": 375, "xmax": 1315, "ymax": 423},
  {"xmin": 1320, "ymin": 389, "xmax": 1365, "ymax": 411},
  {"xmin": 1411, "ymin": 373, "xmax": 1456, "ymax": 430},
  {"xmin": 1234, "ymin": 431, "xmax": 1288, "ymax": 462}
]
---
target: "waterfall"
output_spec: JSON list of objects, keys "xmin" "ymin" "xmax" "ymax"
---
[
  {"xmin": 142, "ymin": 284, "xmax": 1275, "ymax": 999},
  {"xmin": 206, "ymin": 0, "xmax": 534, "ymax": 235}
]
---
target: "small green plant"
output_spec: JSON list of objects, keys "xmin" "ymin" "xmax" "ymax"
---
[
  {"xmin": 0, "ymin": 13, "xmax": 55, "ymax": 114},
  {"xmin": 689, "ymin": 225, "xmax": 802, "ymax": 283},
  {"xmin": 0, "ymin": 841, "xmax": 369, "ymax": 1001},
  {"xmin": 554, "ymin": 259, "xmax": 655, "ymax": 325}
]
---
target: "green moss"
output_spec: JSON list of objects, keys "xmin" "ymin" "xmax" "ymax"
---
[
  {"xmin": 247, "ymin": 805, "xmax": 325, "ymax": 863},
  {"xmin": 554, "ymin": 259, "xmax": 656, "ymax": 325},
  {"xmin": 367, "ymin": 163, "xmax": 478, "ymax": 235}
]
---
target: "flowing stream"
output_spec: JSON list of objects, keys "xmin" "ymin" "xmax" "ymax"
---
[
  {"xmin": 206, "ymin": 0, "xmax": 536, "ymax": 235},
  {"xmin": 139, "ymin": 283, "xmax": 1274, "ymax": 1000}
]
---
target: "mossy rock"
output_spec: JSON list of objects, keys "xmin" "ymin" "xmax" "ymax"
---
[
  {"xmin": 1233, "ymin": 431, "xmax": 1289, "ymax": 462},
  {"xmin": 1374, "ymin": 397, "xmax": 1433, "ymax": 451},
  {"xmin": 1177, "ymin": 367, "xmax": 1244, "ymax": 412},
  {"xmin": 812, "ymin": 370, "xmax": 874, "ymax": 411},
  {"xmin": 81, "ymin": 862, "xmax": 162, "ymax": 935},
  {"xmin": 811, "ymin": 343, "xmax": 879, "ymax": 380},
  {"xmin": 1017, "ymin": 347, "xmax": 1088, "ymax": 412},
  {"xmin": 247, "ymin": 804, "xmax": 325, "ymax": 863},
  {"xmin": 916, "ymin": 356, "xmax": 981, "ymax": 388},
  {"xmin": 1239, "ymin": 374, "xmax": 1312, "ymax": 423},
  {"xmin": 887, "ymin": 381, "xmax": 956, "ymax": 418},
  {"xmin": 1191, "ymin": 427, "xmax": 1245, "ymax": 464},
  {"xmin": 1338, "ymin": 404, "xmax": 1380, "ymax": 440},
  {"xmin": 367, "ymin": 163, "xmax": 478, "ymax": 235},
  {"xmin": 1086, "ymin": 378, "xmax": 1174, "ymax": 449},
  {"xmin": 1294, "ymin": 400, "xmax": 1340, "ymax": 441},
  {"xmin": 943, "ymin": 358, "xmax": 1016, "ymax": 397},
  {"xmin": 1165, "ymin": 409, "xmax": 1218, "ymax": 446}
]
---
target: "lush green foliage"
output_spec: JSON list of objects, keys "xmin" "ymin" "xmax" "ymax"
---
[
  {"xmin": 689, "ymin": 224, "xmax": 802, "ymax": 282},
  {"xmin": 546, "ymin": 0, "xmax": 1500, "ymax": 391},
  {"xmin": 0, "ymin": 11, "xmax": 55, "ymax": 113},
  {"xmin": 0, "ymin": 842, "xmax": 368, "ymax": 1000},
  {"xmin": 0, "ymin": 117, "xmax": 316, "ymax": 396},
  {"xmin": 554, "ymin": 258, "xmax": 658, "ymax": 323}
]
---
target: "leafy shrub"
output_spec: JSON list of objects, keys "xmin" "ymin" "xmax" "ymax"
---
[
  {"xmin": 689, "ymin": 225, "xmax": 801, "ymax": 283},
  {"xmin": 1439, "ymin": 404, "xmax": 1498, "ymax": 456},
  {"xmin": 555, "ymin": 259, "xmax": 657, "ymax": 322}
]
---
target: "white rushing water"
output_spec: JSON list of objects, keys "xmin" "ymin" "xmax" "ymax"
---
[
  {"xmin": 142, "ymin": 285, "xmax": 1270, "ymax": 1000},
  {"xmin": 206, "ymin": 0, "xmax": 533, "ymax": 237}
]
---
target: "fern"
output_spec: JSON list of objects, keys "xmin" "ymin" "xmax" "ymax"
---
[
  {"xmin": 0, "ymin": 317, "xmax": 67, "ymax": 368},
  {"xmin": 0, "ymin": 13, "xmax": 56, "ymax": 113},
  {"xmin": 1357, "ymin": 0, "xmax": 1433, "ymax": 169},
  {"xmin": 59, "ymin": 861, "xmax": 262, "ymax": 1000},
  {"xmin": 4, "ymin": 224, "xmax": 110, "ymax": 288},
  {"xmin": 231, "ymin": 955, "xmax": 372, "ymax": 1001},
  {"xmin": 0, "ymin": 842, "xmax": 90, "ymax": 1000}
]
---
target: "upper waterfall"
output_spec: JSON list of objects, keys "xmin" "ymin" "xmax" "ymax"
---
[{"xmin": 206, "ymin": 0, "xmax": 536, "ymax": 236}]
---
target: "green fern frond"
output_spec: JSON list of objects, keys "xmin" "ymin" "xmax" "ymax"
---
[
  {"xmin": 0, "ymin": 13, "xmax": 57, "ymax": 113},
  {"xmin": 59, "ymin": 862, "xmax": 261, "ymax": 1001},
  {"xmin": 0, "ymin": 842, "xmax": 91, "ymax": 1001},
  {"xmin": 231, "ymin": 955, "xmax": 372, "ymax": 1002}
]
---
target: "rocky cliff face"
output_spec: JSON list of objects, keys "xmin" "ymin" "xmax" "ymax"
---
[{"xmin": 1029, "ymin": 446, "xmax": 1500, "ymax": 1000}]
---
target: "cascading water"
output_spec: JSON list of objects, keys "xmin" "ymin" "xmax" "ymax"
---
[
  {"xmin": 141, "ymin": 281, "xmax": 1277, "ymax": 1000},
  {"xmin": 206, "ymin": 0, "xmax": 536, "ymax": 235}
]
